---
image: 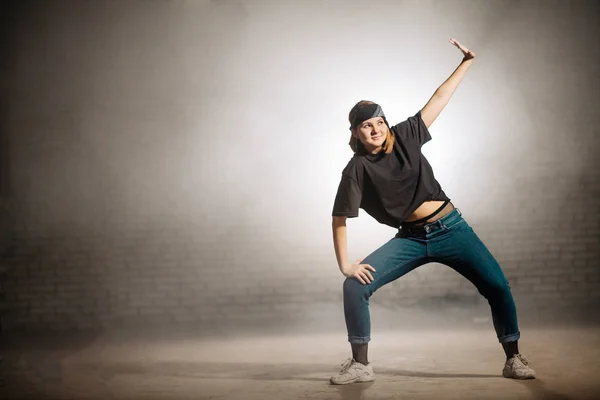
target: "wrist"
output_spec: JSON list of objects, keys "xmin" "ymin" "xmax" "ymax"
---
[{"xmin": 340, "ymin": 264, "xmax": 350, "ymax": 275}]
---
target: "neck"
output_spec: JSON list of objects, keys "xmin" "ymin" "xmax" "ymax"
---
[{"xmin": 364, "ymin": 144, "xmax": 382, "ymax": 154}]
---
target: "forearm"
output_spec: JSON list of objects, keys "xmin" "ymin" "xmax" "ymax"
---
[
  {"xmin": 433, "ymin": 58, "xmax": 473, "ymax": 100},
  {"xmin": 421, "ymin": 58, "xmax": 474, "ymax": 127},
  {"xmin": 332, "ymin": 218, "xmax": 350, "ymax": 274}
]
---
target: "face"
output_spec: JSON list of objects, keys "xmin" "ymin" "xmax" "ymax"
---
[{"xmin": 353, "ymin": 116, "xmax": 388, "ymax": 153}]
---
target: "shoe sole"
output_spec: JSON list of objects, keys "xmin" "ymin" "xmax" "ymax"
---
[
  {"xmin": 330, "ymin": 375, "xmax": 375, "ymax": 385},
  {"xmin": 502, "ymin": 371, "xmax": 536, "ymax": 380}
]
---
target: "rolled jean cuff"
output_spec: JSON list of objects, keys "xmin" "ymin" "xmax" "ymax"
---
[
  {"xmin": 498, "ymin": 331, "xmax": 520, "ymax": 344},
  {"xmin": 348, "ymin": 335, "xmax": 371, "ymax": 344}
]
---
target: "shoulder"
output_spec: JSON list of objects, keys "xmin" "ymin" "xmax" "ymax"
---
[
  {"xmin": 341, "ymin": 155, "xmax": 366, "ymax": 178},
  {"xmin": 338, "ymin": 155, "xmax": 367, "ymax": 187},
  {"xmin": 390, "ymin": 111, "xmax": 422, "ymax": 135},
  {"xmin": 390, "ymin": 110, "xmax": 431, "ymax": 146}
]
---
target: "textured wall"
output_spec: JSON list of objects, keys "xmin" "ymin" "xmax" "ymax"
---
[{"xmin": 1, "ymin": 0, "xmax": 599, "ymax": 331}]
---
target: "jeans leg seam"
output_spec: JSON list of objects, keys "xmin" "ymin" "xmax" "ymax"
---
[{"xmin": 376, "ymin": 258, "xmax": 425, "ymax": 283}]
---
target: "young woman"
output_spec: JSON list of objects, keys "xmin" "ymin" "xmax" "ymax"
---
[{"xmin": 330, "ymin": 38, "xmax": 535, "ymax": 384}]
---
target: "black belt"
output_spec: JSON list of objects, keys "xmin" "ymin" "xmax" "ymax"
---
[{"xmin": 399, "ymin": 221, "xmax": 445, "ymax": 235}]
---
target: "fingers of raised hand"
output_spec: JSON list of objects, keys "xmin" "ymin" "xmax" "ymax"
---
[
  {"xmin": 449, "ymin": 38, "xmax": 470, "ymax": 53},
  {"xmin": 449, "ymin": 37, "xmax": 460, "ymax": 47}
]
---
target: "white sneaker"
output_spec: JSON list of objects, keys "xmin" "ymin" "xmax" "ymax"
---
[
  {"xmin": 330, "ymin": 358, "xmax": 375, "ymax": 385},
  {"xmin": 503, "ymin": 353, "xmax": 536, "ymax": 379}
]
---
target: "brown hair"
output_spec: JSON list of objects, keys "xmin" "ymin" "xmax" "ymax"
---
[{"xmin": 348, "ymin": 100, "xmax": 395, "ymax": 154}]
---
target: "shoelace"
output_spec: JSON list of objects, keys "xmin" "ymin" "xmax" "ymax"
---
[
  {"xmin": 339, "ymin": 358, "xmax": 354, "ymax": 373},
  {"xmin": 515, "ymin": 354, "xmax": 530, "ymax": 366}
]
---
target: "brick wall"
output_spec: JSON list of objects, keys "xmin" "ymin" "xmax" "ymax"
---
[
  {"xmin": 1, "ymin": 216, "xmax": 340, "ymax": 330},
  {"xmin": 2, "ymin": 169, "xmax": 599, "ymax": 331},
  {"xmin": 373, "ymin": 172, "xmax": 600, "ymax": 310},
  {"xmin": 2, "ymin": 0, "xmax": 599, "ymax": 331}
]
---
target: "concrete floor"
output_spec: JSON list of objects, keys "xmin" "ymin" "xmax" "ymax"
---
[{"xmin": 2, "ymin": 320, "xmax": 600, "ymax": 400}]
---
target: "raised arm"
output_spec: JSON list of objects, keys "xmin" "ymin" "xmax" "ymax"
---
[{"xmin": 420, "ymin": 38, "xmax": 476, "ymax": 129}]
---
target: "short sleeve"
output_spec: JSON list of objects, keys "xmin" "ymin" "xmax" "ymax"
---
[
  {"xmin": 391, "ymin": 110, "xmax": 432, "ymax": 147},
  {"xmin": 332, "ymin": 163, "xmax": 363, "ymax": 218}
]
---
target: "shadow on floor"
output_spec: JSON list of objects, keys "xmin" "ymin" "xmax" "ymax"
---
[
  {"xmin": 4, "ymin": 358, "xmax": 503, "ymax": 383},
  {"xmin": 516, "ymin": 379, "xmax": 573, "ymax": 400}
]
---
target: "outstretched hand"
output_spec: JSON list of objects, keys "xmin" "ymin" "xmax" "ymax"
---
[{"xmin": 449, "ymin": 38, "xmax": 476, "ymax": 60}]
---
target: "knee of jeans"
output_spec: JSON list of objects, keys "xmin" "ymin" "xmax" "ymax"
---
[
  {"xmin": 343, "ymin": 277, "xmax": 370, "ymax": 298},
  {"xmin": 482, "ymin": 279, "xmax": 512, "ymax": 299}
]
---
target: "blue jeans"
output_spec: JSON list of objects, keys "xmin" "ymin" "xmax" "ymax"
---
[{"xmin": 343, "ymin": 208, "xmax": 520, "ymax": 344}]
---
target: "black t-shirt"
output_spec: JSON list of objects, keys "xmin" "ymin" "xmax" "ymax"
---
[{"xmin": 332, "ymin": 110, "xmax": 450, "ymax": 228}]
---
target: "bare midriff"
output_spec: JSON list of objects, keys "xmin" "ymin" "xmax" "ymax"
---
[{"xmin": 404, "ymin": 200, "xmax": 454, "ymax": 224}]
